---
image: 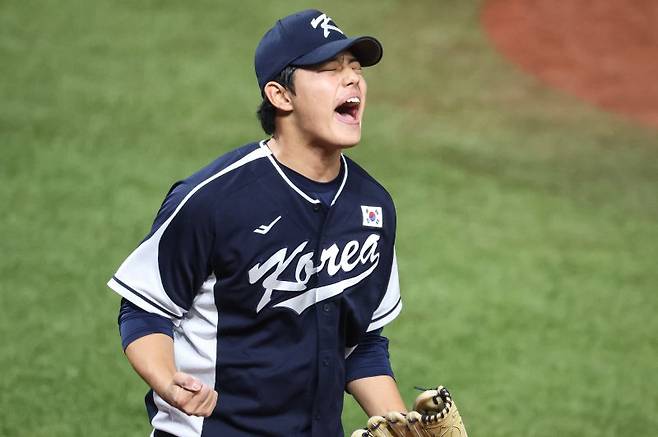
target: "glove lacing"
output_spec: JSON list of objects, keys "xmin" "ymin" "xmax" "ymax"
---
[{"xmin": 416, "ymin": 386, "xmax": 454, "ymax": 424}]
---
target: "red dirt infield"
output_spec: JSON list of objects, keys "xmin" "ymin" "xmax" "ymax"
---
[{"xmin": 481, "ymin": 0, "xmax": 658, "ymax": 128}]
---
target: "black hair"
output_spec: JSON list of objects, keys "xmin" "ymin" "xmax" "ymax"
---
[{"xmin": 256, "ymin": 66, "xmax": 297, "ymax": 135}]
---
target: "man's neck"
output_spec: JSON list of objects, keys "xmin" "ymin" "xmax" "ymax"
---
[{"xmin": 267, "ymin": 136, "xmax": 342, "ymax": 183}]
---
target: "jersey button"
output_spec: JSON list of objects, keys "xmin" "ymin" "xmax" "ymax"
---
[
  {"xmin": 322, "ymin": 303, "xmax": 331, "ymax": 313},
  {"xmin": 312, "ymin": 203, "xmax": 321, "ymax": 212},
  {"xmin": 322, "ymin": 358, "xmax": 329, "ymax": 367}
]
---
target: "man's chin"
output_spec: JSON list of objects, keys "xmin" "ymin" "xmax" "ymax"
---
[
  {"xmin": 333, "ymin": 129, "xmax": 362, "ymax": 149},
  {"xmin": 340, "ymin": 141, "xmax": 359, "ymax": 149}
]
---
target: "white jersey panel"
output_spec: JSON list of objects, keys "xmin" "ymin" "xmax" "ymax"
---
[
  {"xmin": 367, "ymin": 248, "xmax": 402, "ymax": 332},
  {"xmin": 150, "ymin": 275, "xmax": 219, "ymax": 437}
]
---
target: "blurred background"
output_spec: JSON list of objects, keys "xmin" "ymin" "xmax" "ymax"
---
[{"xmin": 1, "ymin": 1, "xmax": 656, "ymax": 436}]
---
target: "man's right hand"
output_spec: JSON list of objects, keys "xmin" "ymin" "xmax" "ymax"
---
[
  {"xmin": 161, "ymin": 372, "xmax": 218, "ymax": 417},
  {"xmin": 124, "ymin": 334, "xmax": 218, "ymax": 417}
]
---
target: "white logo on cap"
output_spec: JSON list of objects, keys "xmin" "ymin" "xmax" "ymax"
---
[{"xmin": 310, "ymin": 13, "xmax": 344, "ymax": 38}]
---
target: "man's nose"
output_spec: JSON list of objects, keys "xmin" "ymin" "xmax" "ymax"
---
[{"xmin": 341, "ymin": 67, "xmax": 361, "ymax": 87}]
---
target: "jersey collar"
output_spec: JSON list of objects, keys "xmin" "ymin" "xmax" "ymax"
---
[{"xmin": 259, "ymin": 140, "xmax": 348, "ymax": 206}]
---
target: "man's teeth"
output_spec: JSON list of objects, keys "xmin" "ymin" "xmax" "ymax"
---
[{"xmin": 346, "ymin": 97, "xmax": 360, "ymax": 104}]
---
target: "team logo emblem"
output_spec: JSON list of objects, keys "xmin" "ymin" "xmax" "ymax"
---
[
  {"xmin": 253, "ymin": 215, "xmax": 282, "ymax": 235},
  {"xmin": 361, "ymin": 206, "xmax": 383, "ymax": 228},
  {"xmin": 310, "ymin": 13, "xmax": 343, "ymax": 38}
]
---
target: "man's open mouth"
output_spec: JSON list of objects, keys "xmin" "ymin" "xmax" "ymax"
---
[{"xmin": 334, "ymin": 96, "xmax": 361, "ymax": 123}]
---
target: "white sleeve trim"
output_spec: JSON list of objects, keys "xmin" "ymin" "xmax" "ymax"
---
[
  {"xmin": 367, "ymin": 248, "xmax": 402, "ymax": 332},
  {"xmin": 108, "ymin": 276, "xmax": 185, "ymax": 321},
  {"xmin": 367, "ymin": 300, "xmax": 402, "ymax": 332}
]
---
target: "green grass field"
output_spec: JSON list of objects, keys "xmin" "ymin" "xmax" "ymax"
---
[{"xmin": 1, "ymin": 1, "xmax": 657, "ymax": 435}]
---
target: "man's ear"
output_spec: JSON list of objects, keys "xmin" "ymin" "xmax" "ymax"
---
[{"xmin": 263, "ymin": 82, "xmax": 294, "ymax": 112}]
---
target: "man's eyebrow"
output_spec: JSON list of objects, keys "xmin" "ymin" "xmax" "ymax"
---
[
  {"xmin": 342, "ymin": 54, "xmax": 360, "ymax": 63},
  {"xmin": 315, "ymin": 54, "xmax": 360, "ymax": 68},
  {"xmin": 332, "ymin": 53, "xmax": 358, "ymax": 63}
]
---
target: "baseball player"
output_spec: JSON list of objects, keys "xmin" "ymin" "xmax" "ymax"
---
[{"xmin": 109, "ymin": 9, "xmax": 406, "ymax": 436}]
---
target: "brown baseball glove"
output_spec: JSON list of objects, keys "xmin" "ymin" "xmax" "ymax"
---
[{"xmin": 350, "ymin": 386, "xmax": 468, "ymax": 437}]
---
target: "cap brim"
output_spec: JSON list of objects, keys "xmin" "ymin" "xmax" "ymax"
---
[{"xmin": 290, "ymin": 36, "xmax": 383, "ymax": 68}]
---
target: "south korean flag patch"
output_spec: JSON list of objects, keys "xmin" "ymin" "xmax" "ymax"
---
[{"xmin": 361, "ymin": 205, "xmax": 383, "ymax": 228}]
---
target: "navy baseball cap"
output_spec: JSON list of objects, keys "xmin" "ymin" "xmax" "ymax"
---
[{"xmin": 255, "ymin": 9, "xmax": 383, "ymax": 91}]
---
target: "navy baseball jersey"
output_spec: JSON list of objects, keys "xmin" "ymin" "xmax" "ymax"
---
[{"xmin": 108, "ymin": 141, "xmax": 402, "ymax": 436}]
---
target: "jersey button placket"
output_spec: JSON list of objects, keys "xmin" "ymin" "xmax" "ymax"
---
[{"xmin": 311, "ymin": 202, "xmax": 337, "ymax": 437}]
